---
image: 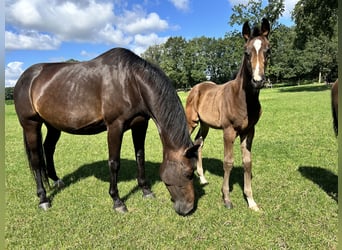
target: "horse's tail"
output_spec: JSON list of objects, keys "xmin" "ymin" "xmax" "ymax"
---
[
  {"xmin": 23, "ymin": 131, "xmax": 51, "ymax": 189},
  {"xmin": 331, "ymin": 80, "xmax": 338, "ymax": 136},
  {"xmin": 332, "ymin": 104, "xmax": 338, "ymax": 136}
]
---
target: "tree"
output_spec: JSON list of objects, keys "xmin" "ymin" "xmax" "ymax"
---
[
  {"xmin": 229, "ymin": 0, "xmax": 285, "ymax": 31},
  {"xmin": 292, "ymin": 0, "xmax": 338, "ymax": 48}
]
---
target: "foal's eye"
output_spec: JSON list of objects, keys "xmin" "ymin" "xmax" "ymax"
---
[{"xmin": 244, "ymin": 50, "xmax": 251, "ymax": 58}]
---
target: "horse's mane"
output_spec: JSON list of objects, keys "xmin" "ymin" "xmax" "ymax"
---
[{"xmin": 105, "ymin": 48, "xmax": 192, "ymax": 148}]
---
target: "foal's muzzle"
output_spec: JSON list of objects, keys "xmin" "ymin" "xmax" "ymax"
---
[{"xmin": 252, "ymin": 78, "xmax": 265, "ymax": 89}]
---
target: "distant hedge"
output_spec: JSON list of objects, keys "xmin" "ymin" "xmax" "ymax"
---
[{"xmin": 5, "ymin": 87, "xmax": 14, "ymax": 100}]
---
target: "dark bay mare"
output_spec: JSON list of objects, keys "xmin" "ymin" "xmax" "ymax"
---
[
  {"xmin": 185, "ymin": 19, "xmax": 271, "ymax": 211},
  {"xmin": 14, "ymin": 47, "xmax": 201, "ymax": 216},
  {"xmin": 331, "ymin": 79, "xmax": 338, "ymax": 136}
]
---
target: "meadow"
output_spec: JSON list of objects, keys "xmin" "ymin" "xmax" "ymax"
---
[{"xmin": 5, "ymin": 83, "xmax": 338, "ymax": 249}]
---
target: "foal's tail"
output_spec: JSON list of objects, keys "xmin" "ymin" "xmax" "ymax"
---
[{"xmin": 23, "ymin": 132, "xmax": 51, "ymax": 189}]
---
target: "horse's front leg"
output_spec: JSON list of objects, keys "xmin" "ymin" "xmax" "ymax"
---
[
  {"xmin": 194, "ymin": 123, "xmax": 209, "ymax": 184},
  {"xmin": 107, "ymin": 124, "xmax": 127, "ymax": 213},
  {"xmin": 222, "ymin": 127, "xmax": 237, "ymax": 209},
  {"xmin": 240, "ymin": 128, "xmax": 259, "ymax": 211},
  {"xmin": 131, "ymin": 118, "xmax": 154, "ymax": 198}
]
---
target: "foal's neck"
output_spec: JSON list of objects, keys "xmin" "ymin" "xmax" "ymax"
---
[{"xmin": 236, "ymin": 58, "xmax": 260, "ymax": 97}]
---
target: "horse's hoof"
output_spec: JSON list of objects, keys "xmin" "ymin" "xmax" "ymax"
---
[
  {"xmin": 53, "ymin": 179, "xmax": 65, "ymax": 189},
  {"xmin": 143, "ymin": 192, "xmax": 155, "ymax": 199},
  {"xmin": 199, "ymin": 176, "xmax": 208, "ymax": 185},
  {"xmin": 38, "ymin": 202, "xmax": 51, "ymax": 211},
  {"xmin": 224, "ymin": 201, "xmax": 233, "ymax": 209},
  {"xmin": 114, "ymin": 205, "xmax": 128, "ymax": 213},
  {"xmin": 249, "ymin": 205, "xmax": 260, "ymax": 212}
]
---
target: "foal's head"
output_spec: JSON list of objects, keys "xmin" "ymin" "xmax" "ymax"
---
[{"xmin": 242, "ymin": 18, "xmax": 271, "ymax": 89}]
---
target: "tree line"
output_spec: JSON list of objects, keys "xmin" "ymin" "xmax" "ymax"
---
[
  {"xmin": 5, "ymin": 0, "xmax": 337, "ymax": 99},
  {"xmin": 141, "ymin": 0, "xmax": 337, "ymax": 89}
]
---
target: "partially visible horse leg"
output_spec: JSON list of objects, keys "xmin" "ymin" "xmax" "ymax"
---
[
  {"xmin": 23, "ymin": 121, "xmax": 50, "ymax": 210},
  {"xmin": 107, "ymin": 123, "xmax": 127, "ymax": 213},
  {"xmin": 43, "ymin": 124, "xmax": 64, "ymax": 189},
  {"xmin": 222, "ymin": 127, "xmax": 237, "ymax": 209},
  {"xmin": 131, "ymin": 118, "xmax": 154, "ymax": 198},
  {"xmin": 240, "ymin": 128, "xmax": 259, "ymax": 211},
  {"xmin": 194, "ymin": 122, "xmax": 208, "ymax": 184}
]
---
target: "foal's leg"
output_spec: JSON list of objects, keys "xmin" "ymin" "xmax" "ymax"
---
[
  {"xmin": 43, "ymin": 124, "xmax": 64, "ymax": 189},
  {"xmin": 240, "ymin": 129, "xmax": 259, "ymax": 211},
  {"xmin": 131, "ymin": 119, "xmax": 154, "ymax": 198},
  {"xmin": 107, "ymin": 123, "xmax": 127, "ymax": 213},
  {"xmin": 222, "ymin": 127, "xmax": 237, "ymax": 209},
  {"xmin": 194, "ymin": 123, "xmax": 208, "ymax": 184},
  {"xmin": 23, "ymin": 121, "xmax": 50, "ymax": 210}
]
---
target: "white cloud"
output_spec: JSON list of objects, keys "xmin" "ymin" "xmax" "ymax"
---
[
  {"xmin": 5, "ymin": 61, "xmax": 24, "ymax": 87},
  {"xmin": 5, "ymin": 30, "xmax": 61, "ymax": 50},
  {"xmin": 169, "ymin": 0, "xmax": 190, "ymax": 11},
  {"xmin": 133, "ymin": 33, "xmax": 169, "ymax": 55},
  {"xmin": 5, "ymin": 0, "xmax": 170, "ymax": 50},
  {"xmin": 120, "ymin": 12, "xmax": 169, "ymax": 34}
]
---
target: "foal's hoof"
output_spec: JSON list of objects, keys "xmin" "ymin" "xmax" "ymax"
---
[
  {"xmin": 53, "ymin": 179, "xmax": 65, "ymax": 189},
  {"xmin": 224, "ymin": 201, "xmax": 233, "ymax": 209},
  {"xmin": 143, "ymin": 192, "xmax": 155, "ymax": 199},
  {"xmin": 39, "ymin": 202, "xmax": 51, "ymax": 211},
  {"xmin": 199, "ymin": 176, "xmax": 208, "ymax": 185},
  {"xmin": 249, "ymin": 205, "xmax": 260, "ymax": 212},
  {"xmin": 114, "ymin": 205, "xmax": 128, "ymax": 213}
]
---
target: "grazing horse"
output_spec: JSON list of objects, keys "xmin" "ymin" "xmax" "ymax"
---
[
  {"xmin": 14, "ymin": 48, "xmax": 201, "ymax": 216},
  {"xmin": 331, "ymin": 79, "xmax": 338, "ymax": 136},
  {"xmin": 185, "ymin": 18, "xmax": 271, "ymax": 211}
]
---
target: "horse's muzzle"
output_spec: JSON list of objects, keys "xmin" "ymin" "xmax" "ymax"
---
[{"xmin": 174, "ymin": 200, "xmax": 194, "ymax": 216}]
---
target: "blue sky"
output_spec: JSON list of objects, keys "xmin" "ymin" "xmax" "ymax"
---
[{"xmin": 5, "ymin": 0, "xmax": 298, "ymax": 87}]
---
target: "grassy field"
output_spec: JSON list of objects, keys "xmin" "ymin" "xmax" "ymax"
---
[{"xmin": 5, "ymin": 83, "xmax": 338, "ymax": 249}]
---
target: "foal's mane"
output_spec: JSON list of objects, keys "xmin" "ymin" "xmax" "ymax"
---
[{"xmin": 106, "ymin": 48, "xmax": 192, "ymax": 148}]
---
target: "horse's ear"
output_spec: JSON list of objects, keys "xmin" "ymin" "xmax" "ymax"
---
[
  {"xmin": 242, "ymin": 21, "xmax": 251, "ymax": 41},
  {"xmin": 261, "ymin": 18, "xmax": 270, "ymax": 37},
  {"xmin": 184, "ymin": 137, "xmax": 203, "ymax": 158}
]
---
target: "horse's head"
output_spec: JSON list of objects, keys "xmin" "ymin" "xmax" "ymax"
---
[
  {"xmin": 242, "ymin": 18, "xmax": 271, "ymax": 89},
  {"xmin": 159, "ymin": 138, "xmax": 202, "ymax": 215}
]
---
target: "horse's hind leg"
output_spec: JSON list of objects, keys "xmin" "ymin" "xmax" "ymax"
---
[
  {"xmin": 195, "ymin": 123, "xmax": 208, "ymax": 184},
  {"xmin": 23, "ymin": 121, "xmax": 50, "ymax": 210},
  {"xmin": 131, "ymin": 118, "xmax": 154, "ymax": 198},
  {"xmin": 43, "ymin": 124, "xmax": 64, "ymax": 189}
]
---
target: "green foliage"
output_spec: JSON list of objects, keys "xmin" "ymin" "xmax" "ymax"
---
[
  {"xmin": 5, "ymin": 87, "xmax": 14, "ymax": 100},
  {"xmin": 142, "ymin": 0, "xmax": 337, "ymax": 87},
  {"xmin": 5, "ymin": 84, "xmax": 337, "ymax": 248},
  {"xmin": 292, "ymin": 0, "xmax": 338, "ymax": 48}
]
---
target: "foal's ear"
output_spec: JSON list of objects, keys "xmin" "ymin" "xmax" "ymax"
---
[
  {"xmin": 184, "ymin": 137, "xmax": 203, "ymax": 158},
  {"xmin": 261, "ymin": 18, "xmax": 270, "ymax": 37},
  {"xmin": 242, "ymin": 21, "xmax": 251, "ymax": 41}
]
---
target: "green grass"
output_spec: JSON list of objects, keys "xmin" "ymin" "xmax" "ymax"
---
[{"xmin": 6, "ymin": 83, "xmax": 337, "ymax": 249}]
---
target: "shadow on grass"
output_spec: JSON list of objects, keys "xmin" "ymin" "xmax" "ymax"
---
[
  {"xmin": 202, "ymin": 158, "xmax": 245, "ymax": 192},
  {"xmin": 298, "ymin": 166, "xmax": 338, "ymax": 202},
  {"xmin": 278, "ymin": 84, "xmax": 330, "ymax": 93},
  {"xmin": 49, "ymin": 159, "xmax": 206, "ymax": 212}
]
